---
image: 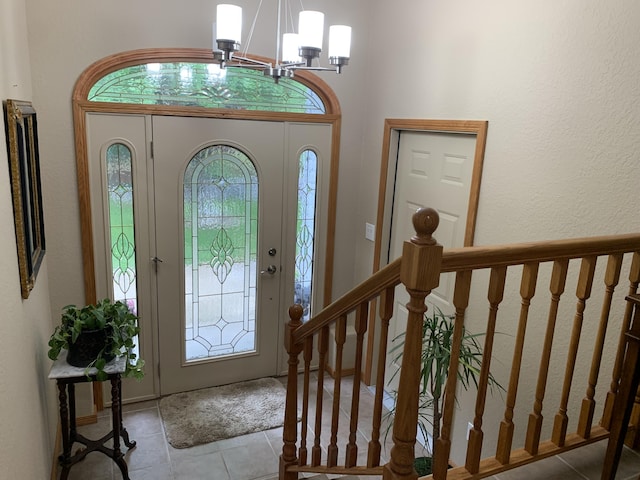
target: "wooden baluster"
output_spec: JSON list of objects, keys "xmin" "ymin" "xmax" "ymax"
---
[
  {"xmin": 552, "ymin": 256, "xmax": 597, "ymax": 447},
  {"xmin": 368, "ymin": 287, "xmax": 394, "ymax": 468},
  {"xmin": 311, "ymin": 325, "xmax": 329, "ymax": 466},
  {"xmin": 601, "ymin": 294, "xmax": 640, "ymax": 479},
  {"xmin": 346, "ymin": 302, "xmax": 369, "ymax": 467},
  {"xmin": 434, "ymin": 270, "xmax": 472, "ymax": 478},
  {"xmin": 577, "ymin": 254, "xmax": 623, "ymax": 438},
  {"xmin": 384, "ymin": 207, "xmax": 443, "ymax": 480},
  {"xmin": 280, "ymin": 304, "xmax": 304, "ymax": 480},
  {"xmin": 298, "ymin": 336, "xmax": 314, "ymax": 466},
  {"xmin": 525, "ymin": 259, "xmax": 569, "ymax": 455},
  {"xmin": 496, "ymin": 262, "xmax": 539, "ymax": 464},
  {"xmin": 465, "ymin": 266, "xmax": 507, "ymax": 474},
  {"xmin": 327, "ymin": 315, "xmax": 347, "ymax": 467},
  {"xmin": 627, "ymin": 388, "xmax": 640, "ymax": 448},
  {"xmin": 601, "ymin": 252, "xmax": 640, "ymax": 429}
]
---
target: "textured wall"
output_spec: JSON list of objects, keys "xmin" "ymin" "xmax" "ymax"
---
[
  {"xmin": 357, "ymin": 0, "xmax": 640, "ymax": 465},
  {"xmin": 26, "ymin": 0, "xmax": 368, "ymax": 317},
  {"xmin": 0, "ymin": 0, "xmax": 56, "ymax": 477},
  {"xmin": 21, "ymin": 0, "xmax": 640, "ymax": 468}
]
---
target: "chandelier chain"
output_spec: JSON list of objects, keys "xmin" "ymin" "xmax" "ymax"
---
[{"xmin": 242, "ymin": 0, "xmax": 264, "ymax": 57}]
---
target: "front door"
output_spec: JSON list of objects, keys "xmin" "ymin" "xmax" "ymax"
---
[
  {"xmin": 153, "ymin": 116, "xmax": 285, "ymax": 394},
  {"xmin": 87, "ymin": 113, "xmax": 332, "ymax": 399}
]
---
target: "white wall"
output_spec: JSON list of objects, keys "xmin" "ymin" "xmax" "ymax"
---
[
  {"xmin": 0, "ymin": 0, "xmax": 57, "ymax": 477},
  {"xmin": 358, "ymin": 0, "xmax": 640, "ymax": 466},
  {"xmin": 356, "ymin": 0, "xmax": 640, "ymax": 280}
]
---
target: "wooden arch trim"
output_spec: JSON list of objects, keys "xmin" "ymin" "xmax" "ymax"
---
[
  {"xmin": 73, "ymin": 48, "xmax": 341, "ymax": 115},
  {"xmin": 72, "ymin": 47, "xmax": 341, "ymax": 307}
]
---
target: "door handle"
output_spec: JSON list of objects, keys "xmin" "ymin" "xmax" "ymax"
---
[
  {"xmin": 260, "ymin": 265, "xmax": 277, "ymax": 275},
  {"xmin": 151, "ymin": 256, "xmax": 163, "ymax": 273}
]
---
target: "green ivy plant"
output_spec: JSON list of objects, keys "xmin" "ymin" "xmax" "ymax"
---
[
  {"xmin": 387, "ymin": 306, "xmax": 503, "ymax": 475},
  {"xmin": 48, "ymin": 298, "xmax": 145, "ymax": 381}
]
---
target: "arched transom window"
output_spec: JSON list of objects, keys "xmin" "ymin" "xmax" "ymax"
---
[{"xmin": 88, "ymin": 62, "xmax": 326, "ymax": 113}]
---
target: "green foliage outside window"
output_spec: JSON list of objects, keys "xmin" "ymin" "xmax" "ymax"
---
[{"xmin": 89, "ymin": 63, "xmax": 326, "ymax": 113}]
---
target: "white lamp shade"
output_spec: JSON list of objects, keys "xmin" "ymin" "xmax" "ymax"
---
[
  {"xmin": 216, "ymin": 4, "xmax": 242, "ymax": 42},
  {"xmin": 282, "ymin": 33, "xmax": 301, "ymax": 63},
  {"xmin": 329, "ymin": 25, "xmax": 351, "ymax": 58},
  {"xmin": 298, "ymin": 11, "xmax": 324, "ymax": 49}
]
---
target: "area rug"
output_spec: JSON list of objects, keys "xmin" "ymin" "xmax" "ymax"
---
[{"xmin": 159, "ymin": 377, "xmax": 289, "ymax": 449}]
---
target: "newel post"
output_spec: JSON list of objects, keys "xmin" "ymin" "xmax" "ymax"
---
[
  {"xmin": 383, "ymin": 208, "xmax": 443, "ymax": 480},
  {"xmin": 280, "ymin": 304, "xmax": 304, "ymax": 480}
]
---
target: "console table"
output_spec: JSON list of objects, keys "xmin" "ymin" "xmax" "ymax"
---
[{"xmin": 49, "ymin": 351, "xmax": 136, "ymax": 480}]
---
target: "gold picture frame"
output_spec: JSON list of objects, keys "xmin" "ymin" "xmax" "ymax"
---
[{"xmin": 3, "ymin": 99, "xmax": 46, "ymax": 299}]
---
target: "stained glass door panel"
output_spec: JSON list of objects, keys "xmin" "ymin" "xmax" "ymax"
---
[
  {"xmin": 183, "ymin": 145, "xmax": 258, "ymax": 361},
  {"xmin": 153, "ymin": 117, "xmax": 284, "ymax": 395}
]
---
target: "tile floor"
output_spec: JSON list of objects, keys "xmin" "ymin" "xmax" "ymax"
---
[{"xmin": 63, "ymin": 377, "xmax": 640, "ymax": 480}]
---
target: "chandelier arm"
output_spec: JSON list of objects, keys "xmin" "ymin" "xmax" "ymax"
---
[
  {"xmin": 224, "ymin": 55, "xmax": 273, "ymax": 69},
  {"xmin": 289, "ymin": 66, "xmax": 338, "ymax": 72}
]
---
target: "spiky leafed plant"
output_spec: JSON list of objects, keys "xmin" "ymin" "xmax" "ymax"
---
[{"xmin": 388, "ymin": 306, "xmax": 503, "ymax": 474}]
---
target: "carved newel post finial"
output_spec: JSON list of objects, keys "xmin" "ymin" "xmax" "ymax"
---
[
  {"xmin": 289, "ymin": 303, "xmax": 304, "ymax": 326},
  {"xmin": 411, "ymin": 207, "xmax": 439, "ymax": 245}
]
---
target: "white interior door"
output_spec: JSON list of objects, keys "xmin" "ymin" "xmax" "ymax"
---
[
  {"xmin": 153, "ymin": 117, "xmax": 287, "ymax": 394},
  {"xmin": 385, "ymin": 130, "xmax": 477, "ymax": 389}
]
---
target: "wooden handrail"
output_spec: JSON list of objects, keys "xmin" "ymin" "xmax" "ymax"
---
[
  {"xmin": 293, "ymin": 232, "xmax": 640, "ymax": 345},
  {"xmin": 441, "ymin": 233, "xmax": 640, "ymax": 272},
  {"xmin": 292, "ymin": 258, "xmax": 401, "ymax": 343},
  {"xmin": 281, "ymin": 205, "xmax": 640, "ymax": 480}
]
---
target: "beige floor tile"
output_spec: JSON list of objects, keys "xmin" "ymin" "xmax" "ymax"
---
[
  {"xmin": 173, "ymin": 450, "xmax": 229, "ymax": 480},
  {"xmin": 63, "ymin": 377, "xmax": 640, "ymax": 480},
  {"xmin": 559, "ymin": 440, "xmax": 640, "ymax": 480},
  {"xmin": 495, "ymin": 454, "xmax": 586, "ymax": 480},
  {"xmin": 221, "ymin": 435, "xmax": 280, "ymax": 480}
]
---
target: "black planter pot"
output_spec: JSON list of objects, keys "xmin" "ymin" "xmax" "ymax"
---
[
  {"xmin": 415, "ymin": 456, "xmax": 433, "ymax": 476},
  {"xmin": 67, "ymin": 328, "xmax": 114, "ymax": 367}
]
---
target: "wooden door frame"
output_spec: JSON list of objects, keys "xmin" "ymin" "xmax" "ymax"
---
[
  {"xmin": 72, "ymin": 48, "xmax": 343, "ymax": 405},
  {"xmin": 363, "ymin": 119, "xmax": 488, "ymax": 384}
]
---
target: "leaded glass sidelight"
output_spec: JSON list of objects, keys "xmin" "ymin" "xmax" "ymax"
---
[
  {"xmin": 183, "ymin": 145, "xmax": 258, "ymax": 361},
  {"xmin": 88, "ymin": 63, "xmax": 326, "ymax": 114},
  {"xmin": 106, "ymin": 143, "xmax": 138, "ymax": 315},
  {"xmin": 295, "ymin": 150, "xmax": 318, "ymax": 322}
]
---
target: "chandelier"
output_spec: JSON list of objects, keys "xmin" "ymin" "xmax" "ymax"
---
[{"xmin": 213, "ymin": 1, "xmax": 352, "ymax": 82}]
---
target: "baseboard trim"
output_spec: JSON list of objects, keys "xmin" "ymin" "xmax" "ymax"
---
[{"xmin": 324, "ymin": 364, "xmax": 356, "ymax": 378}]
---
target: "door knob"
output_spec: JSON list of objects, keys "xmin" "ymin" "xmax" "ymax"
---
[{"xmin": 260, "ymin": 265, "xmax": 277, "ymax": 275}]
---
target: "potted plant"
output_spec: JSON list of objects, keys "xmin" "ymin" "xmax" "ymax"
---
[
  {"xmin": 48, "ymin": 298, "xmax": 145, "ymax": 381},
  {"xmin": 387, "ymin": 306, "xmax": 503, "ymax": 476}
]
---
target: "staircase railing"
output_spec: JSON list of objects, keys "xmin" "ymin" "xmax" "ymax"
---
[{"xmin": 279, "ymin": 207, "xmax": 640, "ymax": 480}]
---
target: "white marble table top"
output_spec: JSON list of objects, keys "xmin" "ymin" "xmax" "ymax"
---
[{"xmin": 48, "ymin": 349, "xmax": 126, "ymax": 379}]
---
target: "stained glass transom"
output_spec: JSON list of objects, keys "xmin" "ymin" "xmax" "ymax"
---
[
  {"xmin": 88, "ymin": 63, "xmax": 326, "ymax": 114},
  {"xmin": 294, "ymin": 150, "xmax": 318, "ymax": 322},
  {"xmin": 106, "ymin": 143, "xmax": 138, "ymax": 315},
  {"xmin": 184, "ymin": 144, "xmax": 258, "ymax": 361}
]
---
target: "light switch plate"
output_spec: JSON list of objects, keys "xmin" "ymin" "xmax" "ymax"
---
[{"xmin": 365, "ymin": 223, "xmax": 375, "ymax": 242}]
